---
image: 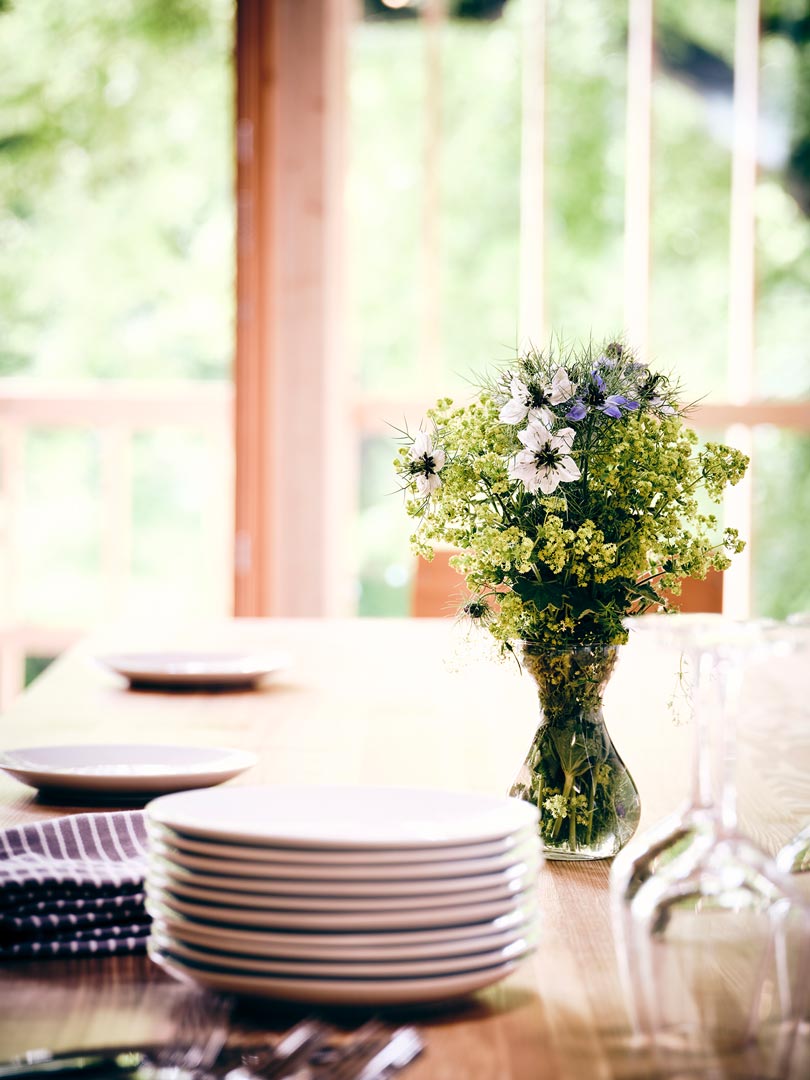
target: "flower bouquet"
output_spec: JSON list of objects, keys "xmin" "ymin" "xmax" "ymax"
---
[{"xmin": 395, "ymin": 339, "xmax": 748, "ymax": 859}]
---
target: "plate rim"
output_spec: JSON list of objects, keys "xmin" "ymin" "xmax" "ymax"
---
[
  {"xmin": 146, "ymin": 886, "xmax": 536, "ymax": 932},
  {"xmin": 149, "ymin": 942, "xmax": 522, "ymax": 1005},
  {"xmin": 149, "ymin": 909, "xmax": 536, "ymax": 961},
  {"xmin": 150, "ymin": 924, "xmax": 534, "ymax": 979},
  {"xmin": 0, "ymin": 743, "xmax": 258, "ymax": 793},
  {"xmin": 146, "ymin": 784, "xmax": 540, "ymax": 850}
]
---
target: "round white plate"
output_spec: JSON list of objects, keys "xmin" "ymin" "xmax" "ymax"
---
[
  {"xmin": 0, "ymin": 745, "xmax": 257, "ymax": 796},
  {"xmin": 96, "ymin": 652, "xmax": 289, "ymax": 689},
  {"xmin": 146, "ymin": 785, "xmax": 539, "ymax": 850},
  {"xmin": 150, "ymin": 906, "xmax": 536, "ymax": 961},
  {"xmin": 147, "ymin": 896, "xmax": 533, "ymax": 953},
  {"xmin": 148, "ymin": 821, "xmax": 538, "ymax": 867},
  {"xmin": 150, "ymin": 925, "xmax": 534, "ymax": 979},
  {"xmin": 147, "ymin": 867, "xmax": 533, "ymax": 913},
  {"xmin": 148, "ymin": 845, "xmax": 537, "ymax": 897},
  {"xmin": 150, "ymin": 944, "xmax": 523, "ymax": 1006},
  {"xmin": 147, "ymin": 887, "xmax": 536, "ymax": 932}
]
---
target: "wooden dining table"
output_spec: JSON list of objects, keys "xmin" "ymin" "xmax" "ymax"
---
[{"xmin": 0, "ymin": 618, "xmax": 808, "ymax": 1079}]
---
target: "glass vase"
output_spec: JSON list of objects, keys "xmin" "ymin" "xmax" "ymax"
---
[{"xmin": 509, "ymin": 643, "xmax": 640, "ymax": 861}]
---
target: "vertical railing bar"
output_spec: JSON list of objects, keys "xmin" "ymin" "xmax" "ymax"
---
[
  {"xmin": 623, "ymin": 0, "xmax": 653, "ymax": 359},
  {"xmin": 99, "ymin": 426, "xmax": 132, "ymax": 621},
  {"xmin": 518, "ymin": 0, "xmax": 546, "ymax": 349},
  {"xmin": 0, "ymin": 423, "xmax": 26, "ymax": 706},
  {"xmin": 723, "ymin": 0, "xmax": 760, "ymax": 620},
  {"xmin": 419, "ymin": 0, "xmax": 444, "ymax": 391}
]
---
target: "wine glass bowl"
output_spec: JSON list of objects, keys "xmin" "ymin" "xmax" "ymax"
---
[{"xmin": 610, "ymin": 614, "xmax": 810, "ymax": 1072}]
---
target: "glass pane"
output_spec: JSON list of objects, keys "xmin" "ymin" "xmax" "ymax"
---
[
  {"xmin": 0, "ymin": 0, "xmax": 234, "ymax": 660},
  {"xmin": 751, "ymin": 427, "xmax": 810, "ymax": 618},
  {"xmin": 21, "ymin": 430, "xmax": 103, "ymax": 625},
  {"xmin": 130, "ymin": 430, "xmax": 231, "ymax": 620},
  {"xmin": 357, "ymin": 435, "xmax": 412, "ymax": 617},
  {"xmin": 649, "ymin": 1, "xmax": 735, "ymax": 400},
  {"xmin": 350, "ymin": 10, "xmax": 424, "ymax": 397},
  {"xmin": 755, "ymin": 13, "xmax": 810, "ymax": 399},
  {"xmin": 439, "ymin": 6, "xmax": 522, "ymax": 391},
  {"xmin": 0, "ymin": 0, "xmax": 234, "ymax": 380},
  {"xmin": 545, "ymin": 0, "xmax": 627, "ymax": 336}
]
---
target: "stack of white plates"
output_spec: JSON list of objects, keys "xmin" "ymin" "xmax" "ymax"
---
[{"xmin": 145, "ymin": 786, "xmax": 541, "ymax": 1006}]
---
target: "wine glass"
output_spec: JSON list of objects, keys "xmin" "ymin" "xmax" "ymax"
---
[
  {"xmin": 628, "ymin": 624, "xmax": 810, "ymax": 1076},
  {"xmin": 609, "ymin": 617, "xmax": 722, "ymax": 1036}
]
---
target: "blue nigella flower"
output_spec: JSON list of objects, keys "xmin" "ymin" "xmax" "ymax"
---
[{"xmin": 566, "ymin": 372, "xmax": 639, "ymax": 421}]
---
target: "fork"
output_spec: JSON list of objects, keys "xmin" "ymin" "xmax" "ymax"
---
[
  {"xmin": 147, "ymin": 991, "xmax": 233, "ymax": 1077},
  {"xmin": 227, "ymin": 1020, "xmax": 330, "ymax": 1080},
  {"xmin": 316, "ymin": 1025, "xmax": 424, "ymax": 1080}
]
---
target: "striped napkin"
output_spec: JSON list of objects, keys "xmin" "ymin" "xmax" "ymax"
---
[{"xmin": 0, "ymin": 811, "xmax": 151, "ymax": 959}]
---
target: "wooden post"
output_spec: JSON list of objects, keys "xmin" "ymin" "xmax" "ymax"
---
[{"xmin": 234, "ymin": 0, "xmax": 351, "ymax": 616}]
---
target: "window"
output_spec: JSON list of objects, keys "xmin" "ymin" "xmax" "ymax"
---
[
  {"xmin": 0, "ymin": 0, "xmax": 234, "ymax": 702},
  {"xmin": 236, "ymin": 0, "xmax": 809, "ymax": 621}
]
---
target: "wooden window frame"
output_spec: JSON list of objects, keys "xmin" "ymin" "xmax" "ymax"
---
[{"xmin": 234, "ymin": 0, "xmax": 810, "ymax": 621}]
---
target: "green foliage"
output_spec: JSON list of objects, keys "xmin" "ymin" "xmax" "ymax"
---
[
  {"xmin": 0, "ymin": 0, "xmax": 234, "ymax": 380},
  {"xmin": 396, "ymin": 339, "xmax": 748, "ymax": 648}
]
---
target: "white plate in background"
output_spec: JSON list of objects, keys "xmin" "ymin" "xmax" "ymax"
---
[
  {"xmin": 96, "ymin": 652, "xmax": 289, "ymax": 689},
  {"xmin": 0, "ymin": 744, "xmax": 257, "ymax": 796}
]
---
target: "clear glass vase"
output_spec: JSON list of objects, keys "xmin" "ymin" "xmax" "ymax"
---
[{"xmin": 509, "ymin": 643, "xmax": 641, "ymax": 861}]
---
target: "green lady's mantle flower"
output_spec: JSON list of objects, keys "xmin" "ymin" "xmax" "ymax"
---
[{"xmin": 394, "ymin": 338, "xmax": 749, "ymax": 650}]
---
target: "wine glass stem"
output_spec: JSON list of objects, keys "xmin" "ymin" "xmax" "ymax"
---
[
  {"xmin": 716, "ymin": 653, "xmax": 743, "ymax": 833},
  {"xmin": 689, "ymin": 648, "xmax": 715, "ymax": 811}
]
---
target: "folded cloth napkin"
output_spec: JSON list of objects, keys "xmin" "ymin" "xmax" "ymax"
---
[{"xmin": 0, "ymin": 811, "xmax": 151, "ymax": 959}]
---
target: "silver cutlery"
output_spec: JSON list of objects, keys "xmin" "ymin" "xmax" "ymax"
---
[
  {"xmin": 0, "ymin": 1008, "xmax": 422, "ymax": 1080},
  {"xmin": 316, "ymin": 1025, "xmax": 423, "ymax": 1080},
  {"xmin": 0, "ymin": 992, "xmax": 233, "ymax": 1080}
]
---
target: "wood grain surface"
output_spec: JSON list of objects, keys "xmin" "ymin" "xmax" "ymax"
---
[{"xmin": 0, "ymin": 618, "xmax": 807, "ymax": 1079}]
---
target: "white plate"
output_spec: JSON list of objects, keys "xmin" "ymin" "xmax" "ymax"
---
[
  {"xmin": 150, "ymin": 925, "xmax": 535, "ymax": 979},
  {"xmin": 149, "ymin": 821, "xmax": 538, "ymax": 866},
  {"xmin": 149, "ymin": 845, "xmax": 538, "ymax": 897},
  {"xmin": 96, "ymin": 652, "xmax": 289, "ymax": 689},
  {"xmin": 150, "ymin": 905, "xmax": 536, "ymax": 961},
  {"xmin": 147, "ymin": 867, "xmax": 533, "ymax": 912},
  {"xmin": 147, "ymin": 887, "xmax": 536, "ymax": 932},
  {"xmin": 147, "ymin": 785, "xmax": 539, "ymax": 850},
  {"xmin": 0, "ymin": 745, "xmax": 257, "ymax": 796},
  {"xmin": 150, "ymin": 944, "xmax": 523, "ymax": 1006},
  {"xmin": 147, "ymin": 896, "xmax": 534, "ymax": 953}
]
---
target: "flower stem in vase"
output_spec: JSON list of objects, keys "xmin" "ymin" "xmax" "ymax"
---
[{"xmin": 510, "ymin": 643, "xmax": 640, "ymax": 861}]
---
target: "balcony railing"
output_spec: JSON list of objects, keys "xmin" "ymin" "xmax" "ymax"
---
[{"xmin": 0, "ymin": 379, "xmax": 234, "ymax": 707}]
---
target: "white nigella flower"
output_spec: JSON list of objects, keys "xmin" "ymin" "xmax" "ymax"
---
[
  {"xmin": 508, "ymin": 421, "xmax": 581, "ymax": 495},
  {"xmin": 498, "ymin": 368, "xmax": 578, "ymax": 427},
  {"xmin": 409, "ymin": 430, "xmax": 445, "ymax": 498}
]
